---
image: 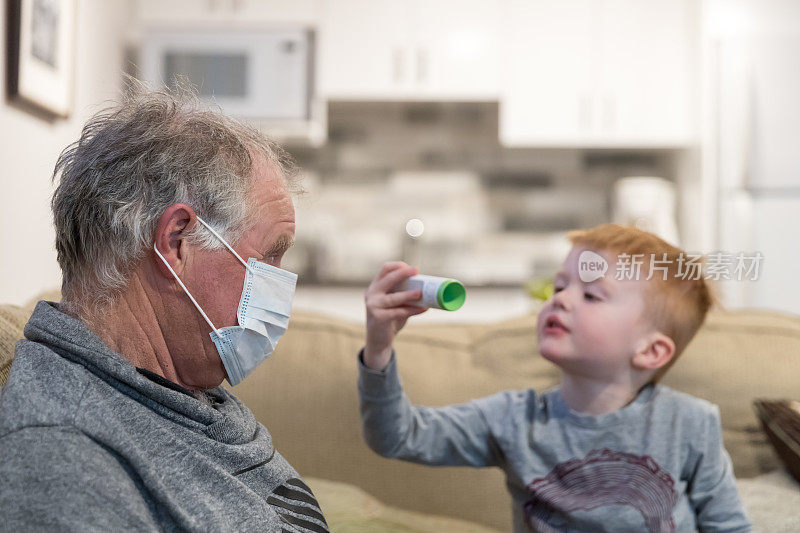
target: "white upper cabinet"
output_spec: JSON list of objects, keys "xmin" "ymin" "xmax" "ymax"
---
[
  {"xmin": 318, "ymin": 0, "xmax": 409, "ymax": 98},
  {"xmin": 135, "ymin": 0, "xmax": 321, "ymax": 25},
  {"xmin": 501, "ymin": 0, "xmax": 598, "ymax": 146},
  {"xmin": 319, "ymin": 0, "xmax": 502, "ymax": 100},
  {"xmin": 411, "ymin": 0, "xmax": 502, "ymax": 99},
  {"xmin": 501, "ymin": 0, "xmax": 697, "ymax": 147},
  {"xmin": 598, "ymin": 0, "xmax": 694, "ymax": 145}
]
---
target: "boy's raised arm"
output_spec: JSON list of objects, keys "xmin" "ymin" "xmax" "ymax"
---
[
  {"xmin": 358, "ymin": 262, "xmax": 508, "ymax": 468},
  {"xmin": 358, "ymin": 348, "xmax": 510, "ymax": 467}
]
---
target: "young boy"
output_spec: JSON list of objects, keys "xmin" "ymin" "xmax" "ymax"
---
[{"xmin": 358, "ymin": 224, "xmax": 751, "ymax": 532}]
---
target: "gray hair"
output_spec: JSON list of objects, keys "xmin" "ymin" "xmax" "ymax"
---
[{"xmin": 52, "ymin": 78, "xmax": 300, "ymax": 317}]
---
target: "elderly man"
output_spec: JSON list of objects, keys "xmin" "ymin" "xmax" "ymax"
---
[{"xmin": 0, "ymin": 86, "xmax": 328, "ymax": 532}]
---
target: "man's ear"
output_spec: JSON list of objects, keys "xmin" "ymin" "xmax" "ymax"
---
[
  {"xmin": 632, "ymin": 332, "xmax": 676, "ymax": 372},
  {"xmin": 153, "ymin": 203, "xmax": 196, "ymax": 278}
]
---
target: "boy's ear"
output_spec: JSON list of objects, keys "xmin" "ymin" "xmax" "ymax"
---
[{"xmin": 632, "ymin": 332, "xmax": 676, "ymax": 372}]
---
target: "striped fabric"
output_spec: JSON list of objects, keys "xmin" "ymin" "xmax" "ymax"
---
[{"xmin": 268, "ymin": 478, "xmax": 329, "ymax": 533}]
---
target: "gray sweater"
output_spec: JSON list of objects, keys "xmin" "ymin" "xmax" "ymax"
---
[
  {"xmin": 359, "ymin": 352, "xmax": 752, "ymax": 532},
  {"xmin": 0, "ymin": 301, "xmax": 328, "ymax": 532}
]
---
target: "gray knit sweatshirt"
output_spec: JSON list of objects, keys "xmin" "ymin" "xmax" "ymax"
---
[
  {"xmin": 359, "ymin": 352, "xmax": 752, "ymax": 532},
  {"xmin": 0, "ymin": 301, "xmax": 328, "ymax": 532}
]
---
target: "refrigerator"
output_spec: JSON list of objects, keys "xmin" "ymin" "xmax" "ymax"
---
[{"xmin": 715, "ymin": 33, "xmax": 800, "ymax": 315}]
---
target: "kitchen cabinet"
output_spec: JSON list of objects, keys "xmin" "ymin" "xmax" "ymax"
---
[
  {"xmin": 410, "ymin": 0, "xmax": 502, "ymax": 99},
  {"xmin": 501, "ymin": 0, "xmax": 696, "ymax": 147},
  {"xmin": 598, "ymin": 0, "xmax": 694, "ymax": 145},
  {"xmin": 501, "ymin": 0, "xmax": 598, "ymax": 146},
  {"xmin": 319, "ymin": 0, "xmax": 502, "ymax": 100},
  {"xmin": 135, "ymin": 0, "xmax": 321, "ymax": 26},
  {"xmin": 318, "ymin": 0, "xmax": 407, "ymax": 99}
]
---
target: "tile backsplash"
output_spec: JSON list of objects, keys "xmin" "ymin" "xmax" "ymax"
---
[{"xmin": 280, "ymin": 101, "xmax": 684, "ymax": 285}]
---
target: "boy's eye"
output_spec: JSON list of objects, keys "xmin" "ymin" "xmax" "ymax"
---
[
  {"xmin": 584, "ymin": 292, "xmax": 600, "ymax": 301},
  {"xmin": 553, "ymin": 286, "xmax": 564, "ymax": 293}
]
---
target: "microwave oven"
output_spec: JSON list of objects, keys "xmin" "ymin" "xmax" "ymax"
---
[{"xmin": 139, "ymin": 28, "xmax": 314, "ymax": 122}]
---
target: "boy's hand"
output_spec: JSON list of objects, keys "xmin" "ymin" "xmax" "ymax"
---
[{"xmin": 364, "ymin": 261, "xmax": 429, "ymax": 371}]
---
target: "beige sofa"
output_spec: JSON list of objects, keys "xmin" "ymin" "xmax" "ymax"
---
[{"xmin": 3, "ymin": 294, "xmax": 800, "ymax": 531}]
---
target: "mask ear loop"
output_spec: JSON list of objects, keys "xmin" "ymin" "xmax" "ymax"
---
[
  {"xmin": 195, "ymin": 215, "xmax": 254, "ymax": 275},
  {"xmin": 153, "ymin": 242, "xmax": 219, "ymax": 334}
]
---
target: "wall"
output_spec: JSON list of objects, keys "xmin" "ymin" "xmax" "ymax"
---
[{"xmin": 0, "ymin": 0, "xmax": 133, "ymax": 305}]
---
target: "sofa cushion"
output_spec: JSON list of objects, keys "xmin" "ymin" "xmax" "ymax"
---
[
  {"xmin": 0, "ymin": 304, "xmax": 30, "ymax": 385},
  {"xmin": 736, "ymin": 469, "xmax": 800, "ymax": 532},
  {"xmin": 305, "ymin": 476, "xmax": 500, "ymax": 532}
]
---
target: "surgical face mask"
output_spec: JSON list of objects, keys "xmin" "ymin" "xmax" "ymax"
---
[{"xmin": 153, "ymin": 216, "xmax": 297, "ymax": 386}]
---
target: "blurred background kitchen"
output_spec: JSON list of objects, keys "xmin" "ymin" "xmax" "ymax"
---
[{"xmin": 2, "ymin": 0, "xmax": 798, "ymax": 321}]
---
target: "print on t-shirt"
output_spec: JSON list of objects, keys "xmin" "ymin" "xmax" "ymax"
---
[{"xmin": 524, "ymin": 448, "xmax": 678, "ymax": 532}]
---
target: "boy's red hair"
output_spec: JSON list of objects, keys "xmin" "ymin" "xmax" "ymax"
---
[{"xmin": 566, "ymin": 224, "xmax": 717, "ymax": 381}]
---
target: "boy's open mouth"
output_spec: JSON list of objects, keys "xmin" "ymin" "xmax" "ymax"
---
[{"xmin": 543, "ymin": 315, "xmax": 569, "ymax": 334}]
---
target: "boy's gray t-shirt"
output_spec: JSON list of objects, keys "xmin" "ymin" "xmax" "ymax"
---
[
  {"xmin": 0, "ymin": 302, "xmax": 328, "ymax": 532},
  {"xmin": 358, "ymin": 352, "xmax": 751, "ymax": 532}
]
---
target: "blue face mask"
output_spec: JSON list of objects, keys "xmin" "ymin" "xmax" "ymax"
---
[{"xmin": 153, "ymin": 216, "xmax": 297, "ymax": 386}]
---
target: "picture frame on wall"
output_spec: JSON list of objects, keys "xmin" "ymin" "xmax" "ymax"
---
[{"xmin": 6, "ymin": 0, "xmax": 76, "ymax": 118}]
